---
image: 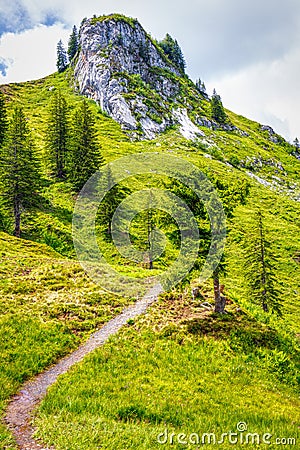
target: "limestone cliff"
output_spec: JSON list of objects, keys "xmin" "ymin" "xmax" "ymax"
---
[{"xmin": 74, "ymin": 14, "xmax": 206, "ymax": 140}]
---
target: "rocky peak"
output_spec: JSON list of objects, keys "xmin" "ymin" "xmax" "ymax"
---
[{"xmin": 74, "ymin": 14, "xmax": 205, "ymax": 140}]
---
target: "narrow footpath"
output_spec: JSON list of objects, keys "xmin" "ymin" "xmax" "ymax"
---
[{"xmin": 5, "ymin": 284, "xmax": 162, "ymax": 450}]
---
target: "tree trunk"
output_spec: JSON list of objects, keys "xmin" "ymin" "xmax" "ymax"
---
[
  {"xmin": 149, "ymin": 257, "xmax": 153, "ymax": 270},
  {"xmin": 214, "ymin": 272, "xmax": 226, "ymax": 314},
  {"xmin": 262, "ymin": 299, "xmax": 269, "ymax": 313}
]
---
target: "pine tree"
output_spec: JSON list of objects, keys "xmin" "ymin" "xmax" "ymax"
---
[
  {"xmin": 293, "ymin": 137, "xmax": 299, "ymax": 148},
  {"xmin": 68, "ymin": 100, "xmax": 104, "ymax": 191},
  {"xmin": 211, "ymin": 177, "xmax": 250, "ymax": 313},
  {"xmin": 56, "ymin": 40, "xmax": 68, "ymax": 73},
  {"xmin": 0, "ymin": 107, "xmax": 42, "ymax": 237},
  {"xmin": 173, "ymin": 39, "xmax": 186, "ymax": 72},
  {"xmin": 159, "ymin": 34, "xmax": 186, "ymax": 72},
  {"xmin": 243, "ymin": 211, "xmax": 283, "ymax": 315},
  {"xmin": 131, "ymin": 191, "xmax": 157, "ymax": 270},
  {"xmin": 168, "ymin": 174, "xmax": 250, "ymax": 313},
  {"xmin": 0, "ymin": 91, "xmax": 8, "ymax": 147},
  {"xmin": 46, "ymin": 90, "xmax": 69, "ymax": 179},
  {"xmin": 195, "ymin": 78, "xmax": 207, "ymax": 95},
  {"xmin": 211, "ymin": 89, "xmax": 227, "ymax": 124},
  {"xmin": 68, "ymin": 25, "xmax": 79, "ymax": 62}
]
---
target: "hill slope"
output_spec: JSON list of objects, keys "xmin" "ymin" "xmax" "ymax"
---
[
  {"xmin": 0, "ymin": 13, "xmax": 300, "ymax": 449},
  {"xmin": 1, "ymin": 65, "xmax": 299, "ymax": 327}
]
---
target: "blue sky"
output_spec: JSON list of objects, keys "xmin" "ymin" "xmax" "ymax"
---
[{"xmin": 0, "ymin": 0, "xmax": 300, "ymax": 141}]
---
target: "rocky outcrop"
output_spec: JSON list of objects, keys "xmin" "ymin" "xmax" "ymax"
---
[
  {"xmin": 196, "ymin": 115, "xmax": 249, "ymax": 137},
  {"xmin": 73, "ymin": 15, "xmax": 278, "ymax": 143},
  {"xmin": 260, "ymin": 125, "xmax": 279, "ymax": 144},
  {"xmin": 241, "ymin": 156, "xmax": 285, "ymax": 172},
  {"xmin": 173, "ymin": 109, "xmax": 204, "ymax": 140},
  {"xmin": 74, "ymin": 15, "xmax": 205, "ymax": 140}
]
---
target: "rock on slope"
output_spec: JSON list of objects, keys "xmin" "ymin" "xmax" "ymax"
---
[{"xmin": 74, "ymin": 14, "xmax": 205, "ymax": 140}]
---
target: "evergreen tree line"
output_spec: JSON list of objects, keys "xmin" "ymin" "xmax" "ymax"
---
[
  {"xmin": 57, "ymin": 25, "xmax": 79, "ymax": 73},
  {"xmin": 0, "ymin": 90, "xmax": 104, "ymax": 237},
  {"xmin": 46, "ymin": 91, "xmax": 104, "ymax": 190},
  {"xmin": 158, "ymin": 34, "xmax": 186, "ymax": 73},
  {"xmin": 122, "ymin": 174, "xmax": 283, "ymax": 317}
]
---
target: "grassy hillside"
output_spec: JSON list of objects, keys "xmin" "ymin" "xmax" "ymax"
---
[
  {"xmin": 0, "ymin": 69, "xmax": 300, "ymax": 448},
  {"xmin": 0, "ymin": 233, "xmax": 131, "ymax": 448},
  {"xmin": 1, "ymin": 70, "xmax": 299, "ymax": 322},
  {"xmin": 34, "ymin": 293, "xmax": 300, "ymax": 449}
]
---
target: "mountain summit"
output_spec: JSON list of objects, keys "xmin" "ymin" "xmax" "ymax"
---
[{"xmin": 74, "ymin": 14, "xmax": 207, "ymax": 140}]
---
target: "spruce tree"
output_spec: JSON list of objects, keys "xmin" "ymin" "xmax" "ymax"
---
[
  {"xmin": 0, "ymin": 92, "xmax": 7, "ymax": 147},
  {"xmin": 129, "ymin": 191, "xmax": 157, "ymax": 270},
  {"xmin": 0, "ymin": 107, "xmax": 42, "ymax": 237},
  {"xmin": 211, "ymin": 177, "xmax": 250, "ymax": 313},
  {"xmin": 68, "ymin": 100, "xmax": 104, "ymax": 191},
  {"xmin": 211, "ymin": 89, "xmax": 227, "ymax": 124},
  {"xmin": 46, "ymin": 90, "xmax": 69, "ymax": 179},
  {"xmin": 159, "ymin": 34, "xmax": 186, "ymax": 72},
  {"xmin": 56, "ymin": 40, "xmax": 68, "ymax": 73},
  {"xmin": 172, "ymin": 39, "xmax": 186, "ymax": 72},
  {"xmin": 195, "ymin": 78, "xmax": 207, "ymax": 95},
  {"xmin": 68, "ymin": 25, "xmax": 79, "ymax": 62},
  {"xmin": 167, "ymin": 174, "xmax": 250, "ymax": 313},
  {"xmin": 243, "ymin": 211, "xmax": 283, "ymax": 315}
]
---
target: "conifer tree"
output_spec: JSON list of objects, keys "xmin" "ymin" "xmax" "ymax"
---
[
  {"xmin": 68, "ymin": 100, "xmax": 104, "ymax": 191},
  {"xmin": 195, "ymin": 78, "xmax": 207, "ymax": 95},
  {"xmin": 243, "ymin": 210, "xmax": 283, "ymax": 315},
  {"xmin": 97, "ymin": 164, "xmax": 130, "ymax": 237},
  {"xmin": 167, "ymin": 174, "xmax": 250, "ymax": 313},
  {"xmin": 211, "ymin": 89, "xmax": 227, "ymax": 124},
  {"xmin": 0, "ymin": 91, "xmax": 7, "ymax": 146},
  {"xmin": 68, "ymin": 25, "xmax": 79, "ymax": 61},
  {"xmin": 56, "ymin": 40, "xmax": 68, "ymax": 73},
  {"xmin": 0, "ymin": 107, "xmax": 42, "ymax": 237},
  {"xmin": 129, "ymin": 191, "xmax": 157, "ymax": 270},
  {"xmin": 210, "ymin": 177, "xmax": 250, "ymax": 313},
  {"xmin": 46, "ymin": 90, "xmax": 69, "ymax": 179}
]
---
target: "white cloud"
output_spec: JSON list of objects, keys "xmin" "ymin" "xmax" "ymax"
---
[
  {"xmin": 0, "ymin": 24, "xmax": 69, "ymax": 84},
  {"xmin": 206, "ymin": 45, "xmax": 300, "ymax": 141}
]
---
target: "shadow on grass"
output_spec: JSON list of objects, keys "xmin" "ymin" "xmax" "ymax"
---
[{"xmin": 182, "ymin": 311, "xmax": 300, "ymax": 388}]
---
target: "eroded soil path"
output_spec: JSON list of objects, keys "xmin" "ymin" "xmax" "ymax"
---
[{"xmin": 5, "ymin": 284, "xmax": 162, "ymax": 450}]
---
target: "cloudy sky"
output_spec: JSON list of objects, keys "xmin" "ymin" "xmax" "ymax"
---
[{"xmin": 0, "ymin": 0, "xmax": 299, "ymax": 141}]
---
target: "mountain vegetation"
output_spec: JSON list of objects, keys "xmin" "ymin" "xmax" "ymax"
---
[
  {"xmin": 67, "ymin": 25, "xmax": 79, "ymax": 62},
  {"xmin": 211, "ymin": 88, "xmax": 228, "ymax": 124},
  {"xmin": 56, "ymin": 40, "xmax": 68, "ymax": 73},
  {"xmin": 0, "ymin": 106, "xmax": 42, "ymax": 237},
  {"xmin": 0, "ymin": 13, "xmax": 299, "ymax": 449},
  {"xmin": 158, "ymin": 33, "xmax": 186, "ymax": 72}
]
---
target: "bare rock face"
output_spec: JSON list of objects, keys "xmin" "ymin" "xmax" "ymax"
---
[{"xmin": 74, "ymin": 15, "xmax": 204, "ymax": 140}]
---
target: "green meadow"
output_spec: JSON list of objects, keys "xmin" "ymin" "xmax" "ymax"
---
[{"xmin": 0, "ymin": 70, "xmax": 299, "ymax": 448}]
